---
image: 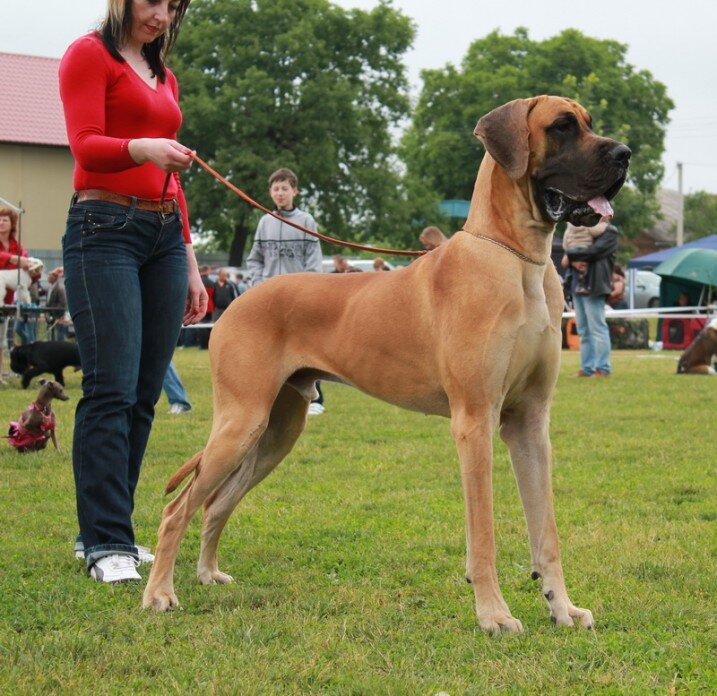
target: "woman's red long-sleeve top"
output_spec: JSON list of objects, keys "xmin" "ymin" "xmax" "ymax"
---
[
  {"xmin": 59, "ymin": 33, "xmax": 191, "ymax": 242},
  {"xmin": 0, "ymin": 236, "xmax": 28, "ymax": 303}
]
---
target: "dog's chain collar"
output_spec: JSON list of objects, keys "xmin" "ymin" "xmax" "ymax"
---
[{"xmin": 460, "ymin": 229, "xmax": 546, "ymax": 266}]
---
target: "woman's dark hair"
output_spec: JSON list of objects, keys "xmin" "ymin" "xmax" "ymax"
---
[{"xmin": 99, "ymin": 0, "xmax": 190, "ymax": 82}]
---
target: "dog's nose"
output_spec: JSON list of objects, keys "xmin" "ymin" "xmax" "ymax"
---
[{"xmin": 609, "ymin": 143, "xmax": 631, "ymax": 165}]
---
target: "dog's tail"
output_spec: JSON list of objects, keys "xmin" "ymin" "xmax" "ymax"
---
[{"xmin": 165, "ymin": 450, "xmax": 203, "ymax": 495}]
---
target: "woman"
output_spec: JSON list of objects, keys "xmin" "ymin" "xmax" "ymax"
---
[
  {"xmin": 0, "ymin": 207, "xmax": 31, "ymax": 384},
  {"xmin": 59, "ymin": 0, "xmax": 207, "ymax": 583},
  {"xmin": 608, "ymin": 264, "xmax": 628, "ymax": 310}
]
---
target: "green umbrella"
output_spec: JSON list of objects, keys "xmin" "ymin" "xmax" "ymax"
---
[{"xmin": 654, "ymin": 248, "xmax": 717, "ymax": 287}]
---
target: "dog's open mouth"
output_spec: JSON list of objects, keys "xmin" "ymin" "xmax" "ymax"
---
[{"xmin": 540, "ymin": 173, "xmax": 626, "ymax": 227}]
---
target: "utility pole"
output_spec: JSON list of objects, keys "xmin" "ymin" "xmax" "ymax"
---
[{"xmin": 676, "ymin": 162, "xmax": 684, "ymax": 246}]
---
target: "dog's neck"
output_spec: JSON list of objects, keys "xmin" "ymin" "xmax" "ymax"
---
[
  {"xmin": 34, "ymin": 389, "xmax": 54, "ymax": 411},
  {"xmin": 464, "ymin": 157, "xmax": 554, "ymax": 265}
]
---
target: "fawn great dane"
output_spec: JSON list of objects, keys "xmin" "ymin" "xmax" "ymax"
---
[{"xmin": 144, "ymin": 95, "xmax": 630, "ymax": 633}]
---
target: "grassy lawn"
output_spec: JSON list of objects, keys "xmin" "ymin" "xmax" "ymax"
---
[{"xmin": 1, "ymin": 348, "xmax": 715, "ymax": 693}]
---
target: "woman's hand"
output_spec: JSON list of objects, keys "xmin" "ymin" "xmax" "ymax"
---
[
  {"xmin": 183, "ymin": 256, "xmax": 208, "ymax": 326},
  {"xmin": 128, "ymin": 138, "xmax": 194, "ymax": 173}
]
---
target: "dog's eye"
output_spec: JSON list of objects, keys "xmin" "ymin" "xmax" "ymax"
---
[{"xmin": 549, "ymin": 117, "xmax": 576, "ymax": 134}]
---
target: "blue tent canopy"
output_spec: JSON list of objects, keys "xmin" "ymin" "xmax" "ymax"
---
[{"xmin": 628, "ymin": 234, "xmax": 717, "ymax": 269}]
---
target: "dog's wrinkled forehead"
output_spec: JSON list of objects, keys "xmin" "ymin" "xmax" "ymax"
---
[{"xmin": 529, "ymin": 97, "xmax": 592, "ymax": 132}]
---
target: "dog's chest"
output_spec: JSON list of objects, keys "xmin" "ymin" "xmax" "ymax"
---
[{"xmin": 510, "ymin": 273, "xmax": 558, "ymax": 364}]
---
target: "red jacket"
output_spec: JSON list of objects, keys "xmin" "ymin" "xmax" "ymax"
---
[{"xmin": 0, "ymin": 235, "xmax": 27, "ymax": 304}]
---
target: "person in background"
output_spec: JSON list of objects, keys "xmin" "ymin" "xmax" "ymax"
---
[
  {"xmin": 562, "ymin": 221, "xmax": 608, "ymax": 296},
  {"xmin": 14, "ymin": 268, "xmax": 42, "ymax": 345},
  {"xmin": 211, "ymin": 268, "xmax": 239, "ymax": 322},
  {"xmin": 60, "ymin": 0, "xmax": 207, "ymax": 583},
  {"xmin": 246, "ymin": 168, "xmax": 322, "ymax": 286},
  {"xmin": 46, "ymin": 267, "xmax": 69, "ymax": 341},
  {"xmin": 0, "ymin": 207, "xmax": 31, "ymax": 384},
  {"xmin": 246, "ymin": 168, "xmax": 325, "ymax": 413},
  {"xmin": 332, "ymin": 255, "xmax": 361, "ymax": 273},
  {"xmin": 163, "ymin": 360, "xmax": 192, "ymax": 414},
  {"xmin": 419, "ymin": 226, "xmax": 447, "ymax": 251},
  {"xmin": 566, "ymin": 222, "xmax": 619, "ymax": 378},
  {"xmin": 373, "ymin": 257, "xmax": 391, "ymax": 272},
  {"xmin": 234, "ymin": 272, "xmax": 248, "ymax": 294},
  {"xmin": 608, "ymin": 264, "xmax": 628, "ymax": 310}
]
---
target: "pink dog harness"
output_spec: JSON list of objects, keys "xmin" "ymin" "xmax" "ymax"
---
[{"xmin": 7, "ymin": 402, "xmax": 55, "ymax": 449}]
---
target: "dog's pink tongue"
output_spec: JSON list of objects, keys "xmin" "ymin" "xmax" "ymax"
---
[{"xmin": 588, "ymin": 196, "xmax": 614, "ymax": 219}]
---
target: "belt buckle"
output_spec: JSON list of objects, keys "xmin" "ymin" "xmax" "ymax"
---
[{"xmin": 160, "ymin": 198, "xmax": 176, "ymax": 218}]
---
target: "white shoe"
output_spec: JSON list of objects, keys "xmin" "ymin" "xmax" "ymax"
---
[
  {"xmin": 75, "ymin": 542, "xmax": 154, "ymax": 564},
  {"xmin": 89, "ymin": 554, "xmax": 141, "ymax": 583},
  {"xmin": 308, "ymin": 402, "xmax": 325, "ymax": 415},
  {"xmin": 136, "ymin": 546, "xmax": 155, "ymax": 564},
  {"xmin": 169, "ymin": 403, "xmax": 192, "ymax": 414}
]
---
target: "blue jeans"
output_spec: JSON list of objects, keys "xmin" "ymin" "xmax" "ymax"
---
[
  {"xmin": 573, "ymin": 294, "xmax": 611, "ymax": 375},
  {"xmin": 63, "ymin": 199, "xmax": 188, "ymax": 566},
  {"xmin": 14, "ymin": 312, "xmax": 37, "ymax": 345},
  {"xmin": 163, "ymin": 360, "xmax": 191, "ymax": 408},
  {"xmin": 49, "ymin": 321, "xmax": 69, "ymax": 342}
]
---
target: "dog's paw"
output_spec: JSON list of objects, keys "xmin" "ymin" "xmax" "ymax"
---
[
  {"xmin": 142, "ymin": 586, "xmax": 179, "ymax": 612},
  {"xmin": 197, "ymin": 569, "xmax": 234, "ymax": 585},
  {"xmin": 550, "ymin": 604, "xmax": 594, "ymax": 630},
  {"xmin": 478, "ymin": 613, "xmax": 524, "ymax": 635}
]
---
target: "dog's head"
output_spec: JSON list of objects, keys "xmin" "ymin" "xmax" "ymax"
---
[
  {"xmin": 26, "ymin": 257, "xmax": 44, "ymax": 274},
  {"xmin": 474, "ymin": 95, "xmax": 630, "ymax": 227},
  {"xmin": 38, "ymin": 379, "xmax": 69, "ymax": 401},
  {"xmin": 705, "ymin": 317, "xmax": 717, "ymax": 343},
  {"xmin": 9, "ymin": 344, "xmax": 30, "ymax": 374}
]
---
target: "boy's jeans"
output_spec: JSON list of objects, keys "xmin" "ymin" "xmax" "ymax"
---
[
  {"xmin": 573, "ymin": 293, "xmax": 611, "ymax": 376},
  {"xmin": 63, "ymin": 199, "xmax": 187, "ymax": 567},
  {"xmin": 163, "ymin": 360, "xmax": 192, "ymax": 409}
]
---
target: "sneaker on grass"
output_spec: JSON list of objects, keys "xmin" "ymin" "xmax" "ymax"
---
[
  {"xmin": 75, "ymin": 541, "xmax": 155, "ymax": 564},
  {"xmin": 89, "ymin": 554, "xmax": 141, "ymax": 584},
  {"xmin": 169, "ymin": 403, "xmax": 192, "ymax": 414},
  {"xmin": 308, "ymin": 402, "xmax": 325, "ymax": 415}
]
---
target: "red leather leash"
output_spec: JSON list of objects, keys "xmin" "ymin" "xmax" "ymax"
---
[{"xmin": 188, "ymin": 152, "xmax": 425, "ymax": 258}]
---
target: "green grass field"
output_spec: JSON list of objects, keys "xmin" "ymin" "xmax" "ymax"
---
[{"xmin": 1, "ymin": 348, "xmax": 715, "ymax": 693}]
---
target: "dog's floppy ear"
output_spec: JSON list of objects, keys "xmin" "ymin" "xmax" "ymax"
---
[{"xmin": 474, "ymin": 98, "xmax": 535, "ymax": 180}]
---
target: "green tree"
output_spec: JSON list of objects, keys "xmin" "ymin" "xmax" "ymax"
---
[
  {"xmin": 401, "ymin": 28, "xmax": 673, "ymax": 238},
  {"xmin": 684, "ymin": 191, "xmax": 717, "ymax": 240},
  {"xmin": 173, "ymin": 0, "xmax": 430, "ymax": 262}
]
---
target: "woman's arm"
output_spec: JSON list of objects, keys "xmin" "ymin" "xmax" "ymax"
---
[
  {"xmin": 183, "ymin": 244, "xmax": 208, "ymax": 325},
  {"xmin": 60, "ymin": 37, "xmax": 192, "ymax": 174}
]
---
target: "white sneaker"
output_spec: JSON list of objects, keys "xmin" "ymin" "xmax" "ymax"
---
[
  {"xmin": 75, "ymin": 542, "xmax": 154, "ymax": 564},
  {"xmin": 89, "ymin": 554, "xmax": 141, "ymax": 583},
  {"xmin": 136, "ymin": 546, "xmax": 155, "ymax": 564},
  {"xmin": 308, "ymin": 402, "xmax": 325, "ymax": 415},
  {"xmin": 169, "ymin": 403, "xmax": 192, "ymax": 414}
]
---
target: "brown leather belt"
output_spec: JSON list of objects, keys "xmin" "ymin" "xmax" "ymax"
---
[{"xmin": 76, "ymin": 189, "xmax": 178, "ymax": 214}]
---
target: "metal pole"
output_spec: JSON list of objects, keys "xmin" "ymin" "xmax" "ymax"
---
[{"xmin": 676, "ymin": 162, "xmax": 684, "ymax": 246}]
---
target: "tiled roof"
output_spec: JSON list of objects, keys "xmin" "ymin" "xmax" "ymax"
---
[{"xmin": 0, "ymin": 52, "xmax": 68, "ymax": 147}]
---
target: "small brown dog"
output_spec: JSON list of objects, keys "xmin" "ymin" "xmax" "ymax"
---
[
  {"xmin": 677, "ymin": 318, "xmax": 717, "ymax": 374},
  {"xmin": 6, "ymin": 379, "xmax": 69, "ymax": 452}
]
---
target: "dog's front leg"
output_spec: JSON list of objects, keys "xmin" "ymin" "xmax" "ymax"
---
[
  {"xmin": 452, "ymin": 406, "xmax": 523, "ymax": 634},
  {"xmin": 50, "ymin": 429, "xmax": 60, "ymax": 451},
  {"xmin": 501, "ymin": 404, "xmax": 594, "ymax": 629}
]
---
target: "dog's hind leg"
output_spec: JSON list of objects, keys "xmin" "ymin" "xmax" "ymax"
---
[
  {"xmin": 143, "ymin": 396, "xmax": 278, "ymax": 612},
  {"xmin": 196, "ymin": 383, "xmax": 309, "ymax": 586},
  {"xmin": 500, "ymin": 397, "xmax": 594, "ymax": 630}
]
